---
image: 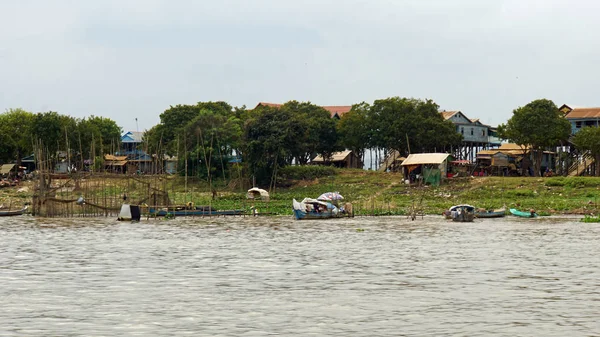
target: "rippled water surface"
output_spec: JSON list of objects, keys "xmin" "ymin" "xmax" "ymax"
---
[{"xmin": 1, "ymin": 215, "xmax": 600, "ymax": 336}]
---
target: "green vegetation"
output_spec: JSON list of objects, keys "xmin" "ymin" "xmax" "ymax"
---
[
  {"xmin": 5, "ymin": 170, "xmax": 600, "ymax": 217},
  {"xmin": 498, "ymin": 99, "xmax": 571, "ymax": 176}
]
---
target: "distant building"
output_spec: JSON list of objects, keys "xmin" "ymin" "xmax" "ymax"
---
[
  {"xmin": 440, "ymin": 110, "xmax": 499, "ymax": 161},
  {"xmin": 311, "ymin": 150, "xmax": 362, "ymax": 169},
  {"xmin": 559, "ymin": 104, "xmax": 600, "ymax": 134}
]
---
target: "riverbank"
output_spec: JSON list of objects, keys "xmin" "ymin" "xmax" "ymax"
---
[{"xmin": 3, "ymin": 171, "xmax": 600, "ymax": 216}]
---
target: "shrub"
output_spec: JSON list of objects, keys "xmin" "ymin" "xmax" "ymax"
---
[{"xmin": 278, "ymin": 165, "xmax": 338, "ymax": 181}]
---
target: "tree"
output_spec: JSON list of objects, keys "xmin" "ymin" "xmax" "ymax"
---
[
  {"xmin": 242, "ymin": 105, "xmax": 294, "ymax": 185},
  {"xmin": 571, "ymin": 127, "xmax": 600, "ymax": 176},
  {"xmin": 279, "ymin": 101, "xmax": 339, "ymax": 165},
  {"xmin": 0, "ymin": 108, "xmax": 35, "ymax": 164},
  {"xmin": 370, "ymin": 97, "xmax": 462, "ymax": 156},
  {"xmin": 182, "ymin": 108, "xmax": 242, "ymax": 182},
  {"xmin": 498, "ymin": 99, "xmax": 571, "ymax": 176},
  {"xmin": 337, "ymin": 102, "xmax": 371, "ymax": 163}
]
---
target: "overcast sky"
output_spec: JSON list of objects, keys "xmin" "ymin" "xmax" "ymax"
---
[{"xmin": 1, "ymin": 0, "xmax": 598, "ymax": 132}]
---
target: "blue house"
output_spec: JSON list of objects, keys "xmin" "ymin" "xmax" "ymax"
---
[{"xmin": 560, "ymin": 104, "xmax": 600, "ymax": 134}]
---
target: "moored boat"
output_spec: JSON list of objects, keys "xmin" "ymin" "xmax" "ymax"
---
[
  {"xmin": 475, "ymin": 207, "xmax": 507, "ymax": 218},
  {"xmin": 292, "ymin": 198, "xmax": 351, "ymax": 220},
  {"xmin": 509, "ymin": 208, "xmax": 537, "ymax": 218},
  {"xmin": 0, "ymin": 206, "xmax": 27, "ymax": 216},
  {"xmin": 443, "ymin": 204, "xmax": 475, "ymax": 222}
]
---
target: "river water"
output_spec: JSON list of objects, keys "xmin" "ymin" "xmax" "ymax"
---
[{"xmin": 1, "ymin": 215, "xmax": 599, "ymax": 336}]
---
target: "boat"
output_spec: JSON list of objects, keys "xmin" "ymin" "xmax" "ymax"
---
[
  {"xmin": 509, "ymin": 208, "xmax": 537, "ymax": 218},
  {"xmin": 292, "ymin": 198, "xmax": 351, "ymax": 220},
  {"xmin": 0, "ymin": 206, "xmax": 27, "ymax": 216},
  {"xmin": 443, "ymin": 204, "xmax": 475, "ymax": 222},
  {"xmin": 475, "ymin": 206, "xmax": 506, "ymax": 218},
  {"xmin": 148, "ymin": 205, "xmax": 244, "ymax": 217}
]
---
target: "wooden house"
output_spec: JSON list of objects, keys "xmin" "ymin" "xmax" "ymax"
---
[
  {"xmin": 104, "ymin": 154, "xmax": 128, "ymax": 173},
  {"xmin": 440, "ymin": 110, "xmax": 497, "ymax": 161},
  {"xmin": 311, "ymin": 150, "xmax": 362, "ymax": 168},
  {"xmin": 559, "ymin": 104, "xmax": 600, "ymax": 135}
]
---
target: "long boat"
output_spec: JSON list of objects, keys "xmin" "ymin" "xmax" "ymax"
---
[
  {"xmin": 0, "ymin": 206, "xmax": 27, "ymax": 216},
  {"xmin": 148, "ymin": 206, "xmax": 244, "ymax": 217},
  {"xmin": 475, "ymin": 207, "xmax": 506, "ymax": 218},
  {"xmin": 292, "ymin": 198, "xmax": 350, "ymax": 220},
  {"xmin": 509, "ymin": 208, "xmax": 537, "ymax": 218}
]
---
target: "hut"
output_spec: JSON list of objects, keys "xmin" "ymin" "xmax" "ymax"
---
[
  {"xmin": 104, "ymin": 154, "xmax": 128, "ymax": 173},
  {"xmin": 400, "ymin": 153, "xmax": 451, "ymax": 186},
  {"xmin": 311, "ymin": 150, "xmax": 362, "ymax": 169}
]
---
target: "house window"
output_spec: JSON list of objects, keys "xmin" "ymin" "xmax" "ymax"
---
[
  {"xmin": 576, "ymin": 121, "xmax": 582, "ymax": 128},
  {"xmin": 470, "ymin": 128, "xmax": 474, "ymax": 135},
  {"xmin": 461, "ymin": 127, "xmax": 464, "ymax": 135},
  {"xmin": 482, "ymin": 129, "xmax": 486, "ymax": 136}
]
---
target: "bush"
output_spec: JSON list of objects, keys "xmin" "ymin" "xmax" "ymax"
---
[
  {"xmin": 278, "ymin": 165, "xmax": 338, "ymax": 180},
  {"xmin": 545, "ymin": 177, "xmax": 565, "ymax": 186}
]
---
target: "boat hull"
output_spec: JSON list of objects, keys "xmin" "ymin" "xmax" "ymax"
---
[
  {"xmin": 0, "ymin": 208, "xmax": 26, "ymax": 216},
  {"xmin": 293, "ymin": 209, "xmax": 347, "ymax": 220},
  {"xmin": 475, "ymin": 209, "xmax": 506, "ymax": 218},
  {"xmin": 509, "ymin": 208, "xmax": 537, "ymax": 218}
]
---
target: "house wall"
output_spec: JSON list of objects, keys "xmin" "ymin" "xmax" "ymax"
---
[
  {"xmin": 567, "ymin": 118, "xmax": 600, "ymax": 134},
  {"xmin": 447, "ymin": 113, "xmax": 489, "ymax": 143}
]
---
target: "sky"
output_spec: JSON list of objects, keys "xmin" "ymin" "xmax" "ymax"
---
[{"xmin": 1, "ymin": 0, "xmax": 599, "ymax": 133}]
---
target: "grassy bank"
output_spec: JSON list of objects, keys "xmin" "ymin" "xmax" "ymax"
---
[{"xmin": 4, "ymin": 170, "xmax": 600, "ymax": 216}]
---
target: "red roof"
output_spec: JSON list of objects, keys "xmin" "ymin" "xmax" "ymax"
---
[{"xmin": 255, "ymin": 102, "xmax": 352, "ymax": 118}]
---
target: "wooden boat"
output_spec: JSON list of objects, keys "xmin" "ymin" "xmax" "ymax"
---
[
  {"xmin": 292, "ymin": 198, "xmax": 350, "ymax": 220},
  {"xmin": 0, "ymin": 206, "xmax": 27, "ymax": 216},
  {"xmin": 475, "ymin": 207, "xmax": 506, "ymax": 218},
  {"xmin": 443, "ymin": 204, "xmax": 475, "ymax": 222},
  {"xmin": 148, "ymin": 206, "xmax": 243, "ymax": 217},
  {"xmin": 510, "ymin": 208, "xmax": 537, "ymax": 218}
]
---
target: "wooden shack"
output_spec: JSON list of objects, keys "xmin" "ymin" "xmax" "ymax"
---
[{"xmin": 311, "ymin": 150, "xmax": 362, "ymax": 169}]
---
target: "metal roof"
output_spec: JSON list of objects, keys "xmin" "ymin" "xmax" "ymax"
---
[
  {"xmin": 0, "ymin": 164, "xmax": 15, "ymax": 174},
  {"xmin": 400, "ymin": 153, "xmax": 450, "ymax": 166}
]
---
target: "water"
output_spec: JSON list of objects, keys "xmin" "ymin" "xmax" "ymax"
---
[{"xmin": 1, "ymin": 215, "xmax": 600, "ymax": 336}]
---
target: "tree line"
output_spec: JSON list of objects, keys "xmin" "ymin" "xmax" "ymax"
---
[
  {"xmin": 0, "ymin": 109, "xmax": 122, "ymax": 168},
  {"xmin": 142, "ymin": 98, "xmax": 463, "ymax": 185},
  {"xmin": 3, "ymin": 97, "xmax": 599, "ymax": 180}
]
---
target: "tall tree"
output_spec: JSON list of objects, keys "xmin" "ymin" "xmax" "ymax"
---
[
  {"xmin": 242, "ymin": 105, "xmax": 294, "ymax": 185},
  {"xmin": 0, "ymin": 108, "xmax": 35, "ymax": 164},
  {"xmin": 337, "ymin": 102, "xmax": 371, "ymax": 163},
  {"xmin": 182, "ymin": 108, "xmax": 242, "ymax": 182},
  {"xmin": 280, "ymin": 101, "xmax": 339, "ymax": 165},
  {"xmin": 498, "ymin": 99, "xmax": 571, "ymax": 176},
  {"xmin": 370, "ymin": 97, "xmax": 462, "ymax": 156},
  {"xmin": 571, "ymin": 126, "xmax": 600, "ymax": 176}
]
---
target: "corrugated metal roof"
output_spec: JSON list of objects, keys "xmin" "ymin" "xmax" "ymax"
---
[
  {"xmin": 121, "ymin": 131, "xmax": 144, "ymax": 143},
  {"xmin": 565, "ymin": 107, "xmax": 600, "ymax": 119},
  {"xmin": 400, "ymin": 153, "xmax": 450, "ymax": 166},
  {"xmin": 105, "ymin": 160, "xmax": 127, "ymax": 166},
  {"xmin": 105, "ymin": 154, "xmax": 128, "ymax": 161},
  {"xmin": 312, "ymin": 150, "xmax": 353, "ymax": 162},
  {"xmin": 0, "ymin": 164, "xmax": 15, "ymax": 174},
  {"xmin": 440, "ymin": 111, "xmax": 459, "ymax": 120}
]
